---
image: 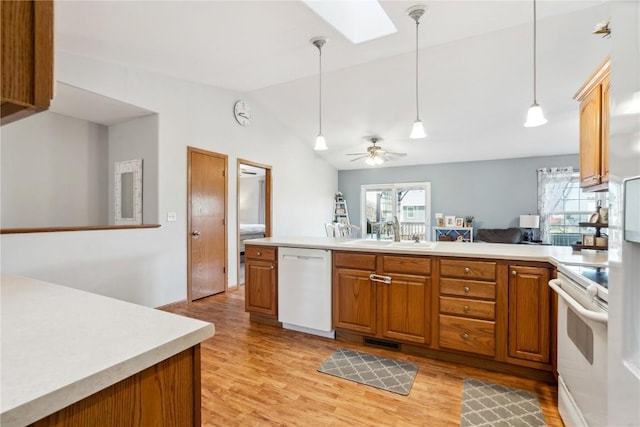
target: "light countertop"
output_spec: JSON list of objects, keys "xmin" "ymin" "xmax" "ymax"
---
[
  {"xmin": 0, "ymin": 273, "xmax": 215, "ymax": 427},
  {"xmin": 245, "ymin": 236, "xmax": 608, "ymax": 268}
]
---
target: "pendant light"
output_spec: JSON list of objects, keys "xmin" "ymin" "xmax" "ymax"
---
[
  {"xmin": 311, "ymin": 37, "xmax": 328, "ymax": 150},
  {"xmin": 524, "ymin": 0, "xmax": 547, "ymax": 127},
  {"xmin": 408, "ymin": 5, "xmax": 427, "ymax": 139}
]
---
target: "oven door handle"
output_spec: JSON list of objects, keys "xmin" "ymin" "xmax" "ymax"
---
[{"xmin": 549, "ymin": 279, "xmax": 608, "ymax": 324}]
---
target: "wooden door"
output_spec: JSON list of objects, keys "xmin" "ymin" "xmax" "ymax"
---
[
  {"xmin": 245, "ymin": 259, "xmax": 277, "ymax": 315},
  {"xmin": 600, "ymin": 75, "xmax": 610, "ymax": 184},
  {"xmin": 579, "ymin": 87, "xmax": 602, "ymax": 188},
  {"xmin": 188, "ymin": 147, "xmax": 227, "ymax": 301},
  {"xmin": 507, "ymin": 265, "xmax": 550, "ymax": 363},
  {"xmin": 332, "ymin": 267, "xmax": 377, "ymax": 335},
  {"xmin": 380, "ymin": 274, "xmax": 431, "ymax": 344}
]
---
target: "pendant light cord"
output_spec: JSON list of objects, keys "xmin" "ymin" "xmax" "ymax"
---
[
  {"xmin": 318, "ymin": 44, "xmax": 323, "ymax": 134},
  {"xmin": 532, "ymin": 0, "xmax": 537, "ymax": 103},
  {"xmin": 415, "ymin": 18, "xmax": 420, "ymax": 121}
]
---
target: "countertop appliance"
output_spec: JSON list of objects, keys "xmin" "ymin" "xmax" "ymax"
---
[
  {"xmin": 549, "ymin": 265, "xmax": 608, "ymax": 426},
  {"xmin": 278, "ymin": 247, "xmax": 334, "ymax": 339}
]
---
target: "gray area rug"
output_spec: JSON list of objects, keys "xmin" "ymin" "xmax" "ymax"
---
[
  {"xmin": 460, "ymin": 378, "xmax": 547, "ymax": 427},
  {"xmin": 317, "ymin": 348, "xmax": 418, "ymax": 396}
]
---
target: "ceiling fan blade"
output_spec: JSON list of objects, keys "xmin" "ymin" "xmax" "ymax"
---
[
  {"xmin": 385, "ymin": 152, "xmax": 407, "ymax": 157},
  {"xmin": 346, "ymin": 152, "xmax": 368, "ymax": 156},
  {"xmin": 350, "ymin": 155, "xmax": 369, "ymax": 162}
]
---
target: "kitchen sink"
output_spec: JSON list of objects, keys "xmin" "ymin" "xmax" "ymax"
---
[{"xmin": 390, "ymin": 241, "xmax": 436, "ymax": 250}]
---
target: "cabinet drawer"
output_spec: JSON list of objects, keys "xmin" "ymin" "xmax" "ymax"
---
[
  {"xmin": 439, "ymin": 315, "xmax": 495, "ymax": 357},
  {"xmin": 440, "ymin": 259, "xmax": 496, "ymax": 281},
  {"xmin": 439, "ymin": 296, "xmax": 495, "ymax": 320},
  {"xmin": 245, "ymin": 246, "xmax": 276, "ymax": 261},
  {"xmin": 334, "ymin": 252, "xmax": 376, "ymax": 270},
  {"xmin": 382, "ymin": 255, "xmax": 431, "ymax": 276},
  {"xmin": 440, "ymin": 278, "xmax": 496, "ymax": 300}
]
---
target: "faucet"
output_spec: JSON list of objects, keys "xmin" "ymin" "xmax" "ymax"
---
[{"xmin": 384, "ymin": 216, "xmax": 401, "ymax": 242}]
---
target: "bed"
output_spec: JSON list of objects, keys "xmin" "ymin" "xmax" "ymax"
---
[{"xmin": 239, "ymin": 223, "xmax": 266, "ymax": 254}]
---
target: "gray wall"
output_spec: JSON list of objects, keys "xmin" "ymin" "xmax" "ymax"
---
[
  {"xmin": 108, "ymin": 114, "xmax": 159, "ymax": 224},
  {"xmin": 1, "ymin": 112, "xmax": 109, "ymax": 228},
  {"xmin": 338, "ymin": 154, "xmax": 578, "ymax": 236}
]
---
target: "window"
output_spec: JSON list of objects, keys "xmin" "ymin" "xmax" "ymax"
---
[
  {"xmin": 540, "ymin": 170, "xmax": 607, "ymax": 246},
  {"xmin": 360, "ymin": 182, "xmax": 431, "ymax": 241}
]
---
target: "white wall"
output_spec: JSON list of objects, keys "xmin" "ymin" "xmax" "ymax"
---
[
  {"xmin": 107, "ymin": 114, "xmax": 159, "ymax": 224},
  {"xmin": 0, "ymin": 52, "xmax": 338, "ymax": 307},
  {"xmin": 239, "ymin": 175, "xmax": 262, "ymax": 224},
  {"xmin": 1, "ymin": 112, "xmax": 109, "ymax": 228}
]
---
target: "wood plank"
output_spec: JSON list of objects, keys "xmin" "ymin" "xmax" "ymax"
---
[{"xmin": 161, "ymin": 287, "xmax": 563, "ymax": 426}]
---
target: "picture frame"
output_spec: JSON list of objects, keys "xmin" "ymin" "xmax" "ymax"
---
[
  {"xmin": 588, "ymin": 212, "xmax": 600, "ymax": 223},
  {"xmin": 114, "ymin": 159, "xmax": 143, "ymax": 225},
  {"xmin": 455, "ymin": 217, "xmax": 464, "ymax": 227},
  {"xmin": 445, "ymin": 216, "xmax": 456, "ymax": 227},
  {"xmin": 582, "ymin": 234, "xmax": 595, "ymax": 246},
  {"xmin": 437, "ymin": 217, "xmax": 445, "ymax": 227}
]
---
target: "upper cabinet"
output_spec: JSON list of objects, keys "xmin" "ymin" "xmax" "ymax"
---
[
  {"xmin": 1, "ymin": 0, "xmax": 54, "ymax": 126},
  {"xmin": 574, "ymin": 57, "xmax": 610, "ymax": 192}
]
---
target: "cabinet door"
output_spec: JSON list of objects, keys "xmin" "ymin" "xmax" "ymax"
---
[
  {"xmin": 333, "ymin": 268, "xmax": 376, "ymax": 335},
  {"xmin": 508, "ymin": 265, "xmax": 550, "ymax": 363},
  {"xmin": 579, "ymin": 87, "xmax": 602, "ymax": 187},
  {"xmin": 245, "ymin": 259, "xmax": 277, "ymax": 316},
  {"xmin": 600, "ymin": 76, "xmax": 610, "ymax": 184},
  {"xmin": 380, "ymin": 273, "xmax": 431, "ymax": 344}
]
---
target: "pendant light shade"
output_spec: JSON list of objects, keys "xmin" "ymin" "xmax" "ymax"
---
[
  {"xmin": 524, "ymin": 0, "xmax": 547, "ymax": 127},
  {"xmin": 408, "ymin": 5, "xmax": 427, "ymax": 139},
  {"xmin": 311, "ymin": 37, "xmax": 328, "ymax": 150}
]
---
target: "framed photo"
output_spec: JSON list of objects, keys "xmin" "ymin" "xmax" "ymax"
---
[
  {"xmin": 445, "ymin": 216, "xmax": 456, "ymax": 227},
  {"xmin": 455, "ymin": 217, "xmax": 464, "ymax": 227},
  {"xmin": 588, "ymin": 212, "xmax": 600, "ymax": 223},
  {"xmin": 437, "ymin": 217, "xmax": 445, "ymax": 227},
  {"xmin": 582, "ymin": 234, "xmax": 595, "ymax": 246}
]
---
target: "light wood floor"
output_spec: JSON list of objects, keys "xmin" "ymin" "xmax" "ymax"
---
[{"xmin": 163, "ymin": 288, "xmax": 563, "ymax": 427}]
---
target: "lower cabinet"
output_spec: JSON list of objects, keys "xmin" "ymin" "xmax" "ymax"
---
[
  {"xmin": 507, "ymin": 264, "xmax": 551, "ymax": 364},
  {"xmin": 333, "ymin": 252, "xmax": 432, "ymax": 345},
  {"xmin": 245, "ymin": 246, "xmax": 278, "ymax": 316}
]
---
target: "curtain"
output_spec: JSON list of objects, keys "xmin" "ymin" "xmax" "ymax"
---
[
  {"xmin": 258, "ymin": 178, "xmax": 265, "ymax": 225},
  {"xmin": 537, "ymin": 167, "xmax": 574, "ymax": 244}
]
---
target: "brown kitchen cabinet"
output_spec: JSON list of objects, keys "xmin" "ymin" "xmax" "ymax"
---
[
  {"xmin": 438, "ymin": 258, "xmax": 497, "ymax": 357},
  {"xmin": 574, "ymin": 57, "xmax": 610, "ymax": 192},
  {"xmin": 507, "ymin": 264, "xmax": 551, "ymax": 365},
  {"xmin": 245, "ymin": 245, "xmax": 278, "ymax": 316},
  {"xmin": 332, "ymin": 252, "xmax": 432, "ymax": 345},
  {"xmin": 1, "ymin": 0, "xmax": 54, "ymax": 125}
]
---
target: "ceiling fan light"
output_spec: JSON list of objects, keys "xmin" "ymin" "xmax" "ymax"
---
[
  {"xmin": 524, "ymin": 103, "xmax": 547, "ymax": 127},
  {"xmin": 314, "ymin": 134, "xmax": 328, "ymax": 150},
  {"xmin": 366, "ymin": 156, "xmax": 384, "ymax": 166},
  {"xmin": 410, "ymin": 119, "xmax": 427, "ymax": 139}
]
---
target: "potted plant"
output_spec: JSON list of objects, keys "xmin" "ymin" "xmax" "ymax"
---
[{"xmin": 464, "ymin": 216, "xmax": 474, "ymax": 227}]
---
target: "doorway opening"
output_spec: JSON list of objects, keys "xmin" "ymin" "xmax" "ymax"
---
[{"xmin": 237, "ymin": 159, "xmax": 272, "ymax": 287}]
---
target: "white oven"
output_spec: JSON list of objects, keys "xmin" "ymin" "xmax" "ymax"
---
[{"xmin": 549, "ymin": 265, "xmax": 608, "ymax": 427}]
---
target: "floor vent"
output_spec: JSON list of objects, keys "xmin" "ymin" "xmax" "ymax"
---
[{"xmin": 363, "ymin": 337, "xmax": 400, "ymax": 351}]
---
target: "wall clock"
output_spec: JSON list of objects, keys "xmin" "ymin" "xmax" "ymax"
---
[{"xmin": 234, "ymin": 100, "xmax": 251, "ymax": 126}]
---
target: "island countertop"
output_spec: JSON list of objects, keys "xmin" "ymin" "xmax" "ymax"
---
[
  {"xmin": 0, "ymin": 273, "xmax": 215, "ymax": 427},
  {"xmin": 244, "ymin": 236, "xmax": 608, "ymax": 268}
]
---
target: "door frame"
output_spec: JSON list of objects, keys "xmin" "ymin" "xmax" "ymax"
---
[
  {"xmin": 237, "ymin": 158, "xmax": 272, "ymax": 287},
  {"xmin": 187, "ymin": 146, "xmax": 228, "ymax": 302}
]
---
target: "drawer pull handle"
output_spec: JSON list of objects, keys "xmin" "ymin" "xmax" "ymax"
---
[
  {"xmin": 463, "ymin": 305, "xmax": 470, "ymax": 312},
  {"xmin": 463, "ymin": 286, "xmax": 470, "ymax": 293},
  {"xmin": 369, "ymin": 274, "xmax": 392, "ymax": 284},
  {"xmin": 257, "ymin": 252, "xmax": 261, "ymax": 256},
  {"xmin": 461, "ymin": 333, "xmax": 470, "ymax": 340},
  {"xmin": 464, "ymin": 267, "xmax": 470, "ymax": 273}
]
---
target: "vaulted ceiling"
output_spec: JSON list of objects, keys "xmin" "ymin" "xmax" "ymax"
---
[{"xmin": 54, "ymin": 1, "xmax": 612, "ymax": 170}]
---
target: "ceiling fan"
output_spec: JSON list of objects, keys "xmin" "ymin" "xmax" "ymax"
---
[
  {"xmin": 240, "ymin": 167, "xmax": 257, "ymax": 176},
  {"xmin": 347, "ymin": 137, "xmax": 407, "ymax": 166}
]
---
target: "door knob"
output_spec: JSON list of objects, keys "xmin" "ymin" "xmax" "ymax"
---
[{"xmin": 192, "ymin": 230, "xmax": 200, "ymax": 236}]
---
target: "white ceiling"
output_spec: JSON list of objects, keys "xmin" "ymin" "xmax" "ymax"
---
[{"xmin": 53, "ymin": 0, "xmax": 612, "ymax": 170}]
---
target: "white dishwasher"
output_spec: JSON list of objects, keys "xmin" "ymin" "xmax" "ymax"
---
[{"xmin": 278, "ymin": 247, "xmax": 334, "ymax": 339}]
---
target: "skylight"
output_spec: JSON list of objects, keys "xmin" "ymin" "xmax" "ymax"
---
[{"xmin": 302, "ymin": 0, "xmax": 397, "ymax": 44}]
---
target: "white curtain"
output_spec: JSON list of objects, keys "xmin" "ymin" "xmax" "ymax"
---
[{"xmin": 537, "ymin": 167, "xmax": 574, "ymax": 244}]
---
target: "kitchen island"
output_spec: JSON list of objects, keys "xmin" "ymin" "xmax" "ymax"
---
[
  {"xmin": 1, "ymin": 274, "xmax": 215, "ymax": 427},
  {"xmin": 244, "ymin": 237, "xmax": 606, "ymax": 380}
]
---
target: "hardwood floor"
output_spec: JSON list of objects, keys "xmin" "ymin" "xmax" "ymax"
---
[{"xmin": 162, "ymin": 288, "xmax": 562, "ymax": 427}]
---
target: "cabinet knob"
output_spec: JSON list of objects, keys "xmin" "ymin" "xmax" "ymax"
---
[
  {"xmin": 463, "ymin": 286, "xmax": 470, "ymax": 293},
  {"xmin": 270, "ymin": 265, "xmax": 274, "ymax": 269},
  {"xmin": 257, "ymin": 252, "xmax": 261, "ymax": 256},
  {"xmin": 463, "ymin": 305, "xmax": 470, "ymax": 312},
  {"xmin": 461, "ymin": 333, "xmax": 470, "ymax": 340},
  {"xmin": 512, "ymin": 270, "xmax": 517, "ymax": 276},
  {"xmin": 464, "ymin": 267, "xmax": 470, "ymax": 273},
  {"xmin": 191, "ymin": 230, "xmax": 200, "ymax": 236}
]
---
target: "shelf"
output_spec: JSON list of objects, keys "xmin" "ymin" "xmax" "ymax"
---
[
  {"xmin": 571, "ymin": 243, "xmax": 609, "ymax": 252},
  {"xmin": 578, "ymin": 223, "xmax": 608, "ymax": 228}
]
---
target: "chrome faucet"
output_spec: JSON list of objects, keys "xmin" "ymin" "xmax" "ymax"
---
[{"xmin": 385, "ymin": 216, "xmax": 400, "ymax": 242}]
